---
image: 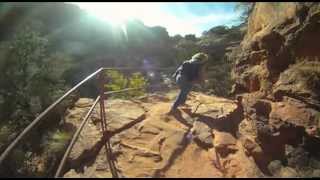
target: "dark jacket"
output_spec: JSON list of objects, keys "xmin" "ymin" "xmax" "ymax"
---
[{"xmin": 172, "ymin": 59, "xmax": 205, "ymax": 82}]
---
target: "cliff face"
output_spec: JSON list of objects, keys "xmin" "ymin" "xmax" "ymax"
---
[{"xmin": 231, "ymin": 2, "xmax": 320, "ymax": 177}]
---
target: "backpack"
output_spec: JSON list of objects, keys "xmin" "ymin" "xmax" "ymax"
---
[{"xmin": 172, "ymin": 60, "xmax": 202, "ymax": 81}]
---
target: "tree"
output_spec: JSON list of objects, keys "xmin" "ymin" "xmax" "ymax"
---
[
  {"xmin": 208, "ymin": 25, "xmax": 229, "ymax": 35},
  {"xmin": 185, "ymin": 34, "xmax": 197, "ymax": 41},
  {"xmin": 0, "ymin": 26, "xmax": 69, "ymax": 130}
]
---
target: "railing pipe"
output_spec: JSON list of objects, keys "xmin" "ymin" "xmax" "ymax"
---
[
  {"xmin": 54, "ymin": 96, "xmax": 101, "ymax": 178},
  {"xmin": 103, "ymin": 67, "xmax": 175, "ymax": 71}
]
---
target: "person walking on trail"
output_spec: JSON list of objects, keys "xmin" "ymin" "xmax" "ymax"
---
[{"xmin": 168, "ymin": 52, "xmax": 209, "ymax": 115}]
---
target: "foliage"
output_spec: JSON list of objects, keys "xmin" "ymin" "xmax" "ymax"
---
[
  {"xmin": 0, "ymin": 26, "xmax": 71, "ymax": 130},
  {"xmin": 43, "ymin": 130, "xmax": 71, "ymax": 155},
  {"xmin": 29, "ymin": 129, "xmax": 72, "ymax": 177},
  {"xmin": 203, "ymin": 61, "xmax": 234, "ymax": 97},
  {"xmin": 0, "ymin": 26, "xmax": 48, "ymax": 129},
  {"xmin": 208, "ymin": 26, "xmax": 229, "ymax": 35},
  {"xmin": 174, "ymin": 38, "xmax": 201, "ymax": 64},
  {"xmin": 0, "ymin": 25, "xmax": 74, "ymax": 177},
  {"xmin": 9, "ymin": 149, "xmax": 28, "ymax": 173},
  {"xmin": 104, "ymin": 70, "xmax": 148, "ymax": 98},
  {"xmin": 105, "ymin": 70, "xmax": 128, "ymax": 94},
  {"xmin": 0, "ymin": 125, "xmax": 14, "ymax": 151},
  {"xmin": 184, "ymin": 34, "xmax": 197, "ymax": 41},
  {"xmin": 128, "ymin": 72, "xmax": 149, "ymax": 97}
]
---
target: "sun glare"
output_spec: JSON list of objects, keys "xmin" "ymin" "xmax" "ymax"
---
[
  {"xmin": 72, "ymin": 3, "xmax": 159, "ymax": 27},
  {"xmin": 70, "ymin": 2, "xmax": 241, "ymax": 37}
]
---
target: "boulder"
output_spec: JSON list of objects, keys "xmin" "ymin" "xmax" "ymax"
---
[
  {"xmin": 286, "ymin": 146, "xmax": 310, "ymax": 169},
  {"xmin": 187, "ymin": 92, "xmax": 238, "ymax": 121},
  {"xmin": 74, "ymin": 98, "xmax": 94, "ymax": 108},
  {"xmin": 191, "ymin": 120, "xmax": 213, "ymax": 148},
  {"xmin": 278, "ymin": 167, "xmax": 299, "ymax": 178},
  {"xmin": 312, "ymin": 169, "xmax": 320, "ymax": 177},
  {"xmin": 213, "ymin": 130, "xmax": 238, "ymax": 158},
  {"xmin": 218, "ymin": 138, "xmax": 264, "ymax": 178},
  {"xmin": 267, "ymin": 160, "xmax": 283, "ymax": 175}
]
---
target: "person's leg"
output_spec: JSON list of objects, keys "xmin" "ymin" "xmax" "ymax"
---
[
  {"xmin": 171, "ymin": 86, "xmax": 187, "ymax": 111},
  {"xmin": 180, "ymin": 83, "xmax": 192, "ymax": 105},
  {"xmin": 170, "ymin": 75, "xmax": 192, "ymax": 112}
]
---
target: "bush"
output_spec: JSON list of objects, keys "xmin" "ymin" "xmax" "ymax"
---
[
  {"xmin": 203, "ymin": 61, "xmax": 234, "ymax": 97},
  {"xmin": 0, "ymin": 25, "xmax": 71, "ymax": 130},
  {"xmin": 104, "ymin": 70, "xmax": 128, "ymax": 98},
  {"xmin": 0, "ymin": 125, "xmax": 14, "ymax": 151},
  {"xmin": 0, "ymin": 25, "xmax": 74, "ymax": 177},
  {"xmin": 44, "ymin": 130, "xmax": 71, "ymax": 155},
  {"xmin": 127, "ymin": 72, "xmax": 149, "ymax": 97},
  {"xmin": 104, "ymin": 70, "xmax": 148, "ymax": 98},
  {"xmin": 39, "ymin": 130, "xmax": 71, "ymax": 176}
]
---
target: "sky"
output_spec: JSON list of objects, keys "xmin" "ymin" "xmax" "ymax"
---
[{"xmin": 70, "ymin": 2, "xmax": 243, "ymax": 37}]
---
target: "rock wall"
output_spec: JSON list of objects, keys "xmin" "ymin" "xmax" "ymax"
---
[{"xmin": 230, "ymin": 2, "xmax": 320, "ymax": 177}]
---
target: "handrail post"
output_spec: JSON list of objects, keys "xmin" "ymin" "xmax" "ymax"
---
[
  {"xmin": 99, "ymin": 69, "xmax": 107, "ymax": 135},
  {"xmin": 99, "ymin": 69, "xmax": 119, "ymax": 178},
  {"xmin": 98, "ymin": 69, "xmax": 115, "ymax": 177}
]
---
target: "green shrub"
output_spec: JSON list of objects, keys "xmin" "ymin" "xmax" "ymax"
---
[
  {"xmin": 201, "ymin": 61, "xmax": 234, "ymax": 97},
  {"xmin": 104, "ymin": 70, "xmax": 148, "ymax": 98},
  {"xmin": 10, "ymin": 149, "xmax": 27, "ymax": 170},
  {"xmin": 0, "ymin": 125, "xmax": 13, "ymax": 149},
  {"xmin": 0, "ymin": 25, "xmax": 71, "ymax": 130},
  {"xmin": 127, "ymin": 72, "xmax": 149, "ymax": 97},
  {"xmin": 44, "ymin": 130, "xmax": 71, "ymax": 155},
  {"xmin": 104, "ymin": 70, "xmax": 128, "ymax": 98}
]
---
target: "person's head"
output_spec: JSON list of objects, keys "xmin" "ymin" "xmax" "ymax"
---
[{"xmin": 191, "ymin": 52, "xmax": 209, "ymax": 64}]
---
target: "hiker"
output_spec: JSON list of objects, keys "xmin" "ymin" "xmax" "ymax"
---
[{"xmin": 168, "ymin": 52, "xmax": 209, "ymax": 114}]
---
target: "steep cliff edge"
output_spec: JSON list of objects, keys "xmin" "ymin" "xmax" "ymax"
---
[{"xmin": 230, "ymin": 2, "xmax": 320, "ymax": 177}]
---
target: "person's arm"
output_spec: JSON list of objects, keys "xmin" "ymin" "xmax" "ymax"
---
[{"xmin": 172, "ymin": 62, "xmax": 183, "ymax": 78}]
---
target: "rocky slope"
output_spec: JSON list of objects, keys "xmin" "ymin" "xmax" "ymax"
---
[
  {"xmin": 230, "ymin": 2, "xmax": 320, "ymax": 177},
  {"xmin": 60, "ymin": 91, "xmax": 265, "ymax": 178}
]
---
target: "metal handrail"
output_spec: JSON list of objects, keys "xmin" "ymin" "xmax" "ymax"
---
[
  {"xmin": 104, "ymin": 87, "xmax": 144, "ymax": 95},
  {"xmin": 103, "ymin": 67, "xmax": 175, "ymax": 71},
  {"xmin": 0, "ymin": 68, "xmax": 104, "ymax": 166},
  {"xmin": 54, "ymin": 96, "xmax": 100, "ymax": 178}
]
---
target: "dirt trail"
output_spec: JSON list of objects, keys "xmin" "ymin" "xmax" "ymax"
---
[{"xmin": 62, "ymin": 91, "xmax": 263, "ymax": 178}]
